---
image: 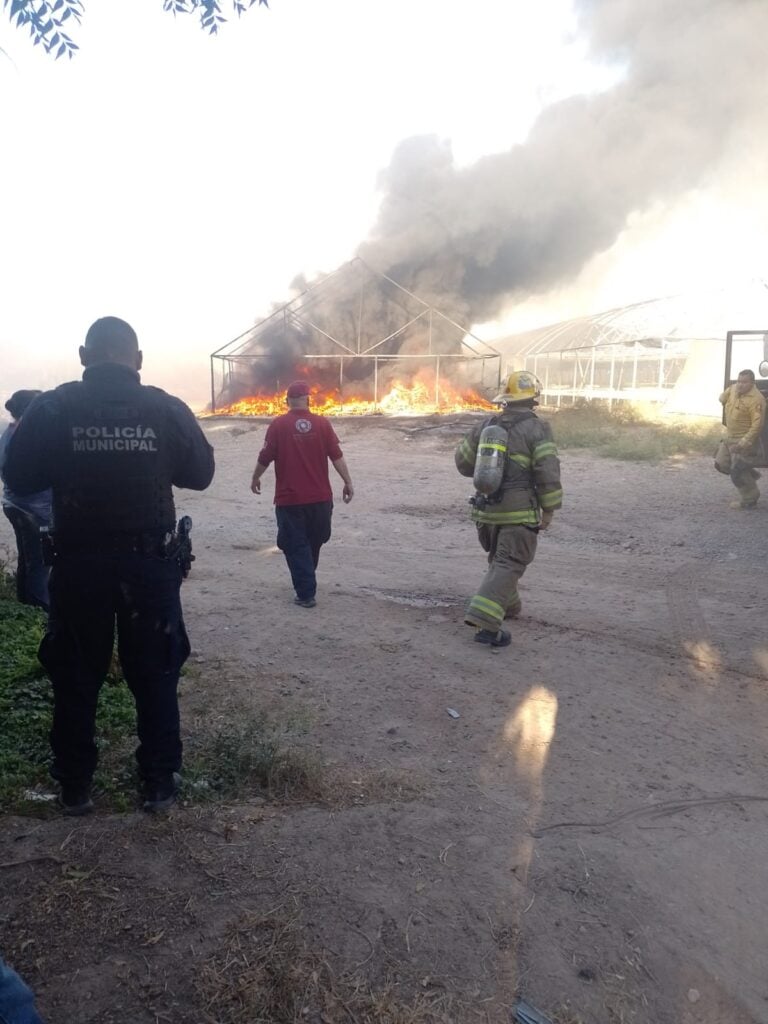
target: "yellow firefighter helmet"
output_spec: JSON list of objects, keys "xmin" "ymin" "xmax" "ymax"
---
[{"xmin": 492, "ymin": 370, "xmax": 541, "ymax": 405}]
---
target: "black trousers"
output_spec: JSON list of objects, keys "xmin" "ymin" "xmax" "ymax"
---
[
  {"xmin": 275, "ymin": 501, "xmax": 333, "ymax": 601},
  {"xmin": 39, "ymin": 547, "xmax": 190, "ymax": 789},
  {"xmin": 2, "ymin": 505, "xmax": 50, "ymax": 611}
]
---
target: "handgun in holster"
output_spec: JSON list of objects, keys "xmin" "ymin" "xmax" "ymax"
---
[
  {"xmin": 163, "ymin": 515, "xmax": 195, "ymax": 578},
  {"xmin": 39, "ymin": 526, "xmax": 56, "ymax": 566}
]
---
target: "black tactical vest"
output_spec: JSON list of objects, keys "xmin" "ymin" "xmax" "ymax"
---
[{"xmin": 51, "ymin": 368, "xmax": 177, "ymax": 539}]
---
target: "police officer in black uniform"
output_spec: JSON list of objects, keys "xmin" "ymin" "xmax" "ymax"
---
[{"xmin": 3, "ymin": 317, "xmax": 215, "ymax": 815}]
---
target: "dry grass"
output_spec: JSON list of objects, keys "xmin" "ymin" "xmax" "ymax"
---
[
  {"xmin": 183, "ymin": 717, "xmax": 327, "ymax": 803},
  {"xmin": 197, "ymin": 907, "xmax": 457, "ymax": 1024},
  {"xmin": 181, "ymin": 705, "xmax": 418, "ymax": 811},
  {"xmin": 544, "ymin": 402, "xmax": 721, "ymax": 461},
  {"xmin": 552, "ymin": 1009, "xmax": 587, "ymax": 1024}
]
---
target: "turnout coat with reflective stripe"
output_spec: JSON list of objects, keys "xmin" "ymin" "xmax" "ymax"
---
[
  {"xmin": 455, "ymin": 409, "xmax": 562, "ymax": 525},
  {"xmin": 719, "ymin": 384, "xmax": 766, "ymax": 452}
]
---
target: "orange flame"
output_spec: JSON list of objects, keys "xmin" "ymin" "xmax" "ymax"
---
[{"xmin": 211, "ymin": 379, "xmax": 494, "ymax": 417}]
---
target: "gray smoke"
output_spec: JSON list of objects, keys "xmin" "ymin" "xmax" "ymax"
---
[
  {"xmin": 229, "ymin": 264, "xmax": 457, "ymax": 399},
  {"xmin": 358, "ymin": 0, "xmax": 768, "ymax": 324},
  {"xmin": 232, "ymin": 0, "xmax": 767, "ymax": 401}
]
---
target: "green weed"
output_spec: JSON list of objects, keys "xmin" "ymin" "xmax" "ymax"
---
[
  {"xmin": 0, "ymin": 564, "xmax": 331, "ymax": 815},
  {"xmin": 0, "ymin": 564, "xmax": 135, "ymax": 814},
  {"xmin": 0, "ymin": 564, "xmax": 18, "ymax": 601},
  {"xmin": 183, "ymin": 715, "xmax": 324, "ymax": 803}
]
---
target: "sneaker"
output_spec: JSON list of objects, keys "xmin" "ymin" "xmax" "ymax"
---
[
  {"xmin": 474, "ymin": 628, "xmax": 512, "ymax": 648},
  {"xmin": 142, "ymin": 773, "xmax": 181, "ymax": 813},
  {"xmin": 294, "ymin": 597, "xmax": 317, "ymax": 608},
  {"xmin": 59, "ymin": 786, "xmax": 94, "ymax": 816}
]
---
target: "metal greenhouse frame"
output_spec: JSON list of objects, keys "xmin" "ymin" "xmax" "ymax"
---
[{"xmin": 209, "ymin": 258, "xmax": 502, "ymax": 412}]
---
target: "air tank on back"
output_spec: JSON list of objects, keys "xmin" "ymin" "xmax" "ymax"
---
[{"xmin": 473, "ymin": 424, "xmax": 508, "ymax": 496}]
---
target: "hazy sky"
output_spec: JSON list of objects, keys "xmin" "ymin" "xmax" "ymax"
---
[{"xmin": 1, "ymin": 0, "xmax": 766, "ymax": 408}]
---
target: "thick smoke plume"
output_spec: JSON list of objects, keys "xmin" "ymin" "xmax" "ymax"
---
[
  {"xmin": 233, "ymin": 0, "xmax": 767, "ymax": 400},
  {"xmin": 359, "ymin": 0, "xmax": 767, "ymax": 324}
]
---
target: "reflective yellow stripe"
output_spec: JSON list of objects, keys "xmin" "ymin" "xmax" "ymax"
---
[
  {"xmin": 533, "ymin": 442, "xmax": 558, "ymax": 462},
  {"xmin": 508, "ymin": 453, "xmax": 532, "ymax": 469},
  {"xmin": 539, "ymin": 488, "xmax": 563, "ymax": 509},
  {"xmin": 479, "ymin": 442, "xmax": 507, "ymax": 452},
  {"xmin": 471, "ymin": 508, "xmax": 539, "ymax": 525},
  {"xmin": 468, "ymin": 595, "xmax": 505, "ymax": 619},
  {"xmin": 458, "ymin": 440, "xmax": 476, "ymax": 461}
]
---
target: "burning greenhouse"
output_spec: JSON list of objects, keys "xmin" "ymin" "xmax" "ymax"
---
[{"xmin": 209, "ymin": 259, "xmax": 500, "ymax": 417}]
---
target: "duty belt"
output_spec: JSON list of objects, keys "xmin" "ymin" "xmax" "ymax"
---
[{"xmin": 50, "ymin": 532, "xmax": 171, "ymax": 557}]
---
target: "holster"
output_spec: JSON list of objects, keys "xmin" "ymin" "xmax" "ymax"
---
[
  {"xmin": 166, "ymin": 516, "xmax": 194, "ymax": 578},
  {"xmin": 40, "ymin": 527, "xmax": 56, "ymax": 566}
]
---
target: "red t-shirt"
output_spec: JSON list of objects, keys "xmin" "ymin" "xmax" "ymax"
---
[{"xmin": 257, "ymin": 409, "xmax": 343, "ymax": 506}]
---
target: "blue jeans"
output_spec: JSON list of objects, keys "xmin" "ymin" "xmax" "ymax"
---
[
  {"xmin": 2, "ymin": 507, "xmax": 50, "ymax": 612},
  {"xmin": 38, "ymin": 547, "xmax": 190, "ymax": 789},
  {"xmin": 0, "ymin": 957, "xmax": 44, "ymax": 1024},
  {"xmin": 275, "ymin": 502, "xmax": 333, "ymax": 601}
]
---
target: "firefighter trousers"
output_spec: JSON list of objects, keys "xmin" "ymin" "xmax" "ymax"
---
[
  {"xmin": 731, "ymin": 458, "xmax": 760, "ymax": 506},
  {"xmin": 715, "ymin": 440, "xmax": 761, "ymax": 506},
  {"xmin": 464, "ymin": 523, "xmax": 538, "ymax": 631}
]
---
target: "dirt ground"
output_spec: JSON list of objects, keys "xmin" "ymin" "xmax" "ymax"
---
[{"xmin": 2, "ymin": 413, "xmax": 768, "ymax": 1024}]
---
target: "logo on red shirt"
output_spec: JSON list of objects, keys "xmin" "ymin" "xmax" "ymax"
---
[{"xmin": 295, "ymin": 418, "xmax": 312, "ymax": 434}]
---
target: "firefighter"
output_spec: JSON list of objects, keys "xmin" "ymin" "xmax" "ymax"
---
[
  {"xmin": 455, "ymin": 371, "xmax": 562, "ymax": 648},
  {"xmin": 716, "ymin": 369, "xmax": 766, "ymax": 509}
]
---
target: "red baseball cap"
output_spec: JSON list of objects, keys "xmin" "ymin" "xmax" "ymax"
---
[{"xmin": 286, "ymin": 380, "xmax": 311, "ymax": 398}]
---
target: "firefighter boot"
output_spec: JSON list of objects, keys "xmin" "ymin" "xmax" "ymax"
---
[{"xmin": 474, "ymin": 628, "xmax": 512, "ymax": 648}]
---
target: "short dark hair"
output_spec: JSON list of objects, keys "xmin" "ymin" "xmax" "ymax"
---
[
  {"xmin": 5, "ymin": 389, "xmax": 43, "ymax": 420},
  {"xmin": 84, "ymin": 317, "xmax": 139, "ymax": 360},
  {"xmin": 737, "ymin": 368, "xmax": 756, "ymax": 381}
]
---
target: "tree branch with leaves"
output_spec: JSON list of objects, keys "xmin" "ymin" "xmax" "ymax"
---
[{"xmin": 2, "ymin": 0, "xmax": 269, "ymax": 59}]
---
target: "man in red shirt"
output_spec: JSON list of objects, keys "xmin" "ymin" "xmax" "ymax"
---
[{"xmin": 250, "ymin": 381, "xmax": 354, "ymax": 608}]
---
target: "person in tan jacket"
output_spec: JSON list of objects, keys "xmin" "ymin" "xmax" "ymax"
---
[{"xmin": 716, "ymin": 369, "xmax": 766, "ymax": 509}]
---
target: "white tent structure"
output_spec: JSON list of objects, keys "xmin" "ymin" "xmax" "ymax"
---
[{"xmin": 494, "ymin": 281, "xmax": 768, "ymax": 416}]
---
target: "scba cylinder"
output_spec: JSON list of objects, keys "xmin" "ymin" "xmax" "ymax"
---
[{"xmin": 473, "ymin": 424, "xmax": 508, "ymax": 496}]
